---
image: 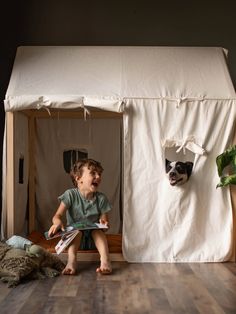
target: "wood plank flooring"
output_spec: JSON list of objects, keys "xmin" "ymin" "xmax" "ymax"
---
[{"xmin": 0, "ymin": 262, "xmax": 236, "ymax": 314}]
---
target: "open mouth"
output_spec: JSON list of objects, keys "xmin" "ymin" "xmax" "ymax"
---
[
  {"xmin": 169, "ymin": 178, "xmax": 183, "ymax": 186},
  {"xmin": 92, "ymin": 182, "xmax": 99, "ymax": 187}
]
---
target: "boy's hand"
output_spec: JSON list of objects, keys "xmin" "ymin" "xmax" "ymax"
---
[
  {"xmin": 99, "ymin": 218, "xmax": 109, "ymax": 231},
  {"xmin": 48, "ymin": 223, "xmax": 65, "ymax": 237}
]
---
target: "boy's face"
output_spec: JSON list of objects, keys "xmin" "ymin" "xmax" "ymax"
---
[{"xmin": 77, "ymin": 165, "xmax": 102, "ymax": 193}]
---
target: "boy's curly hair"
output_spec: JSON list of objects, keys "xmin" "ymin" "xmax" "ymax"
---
[{"xmin": 70, "ymin": 158, "xmax": 104, "ymax": 187}]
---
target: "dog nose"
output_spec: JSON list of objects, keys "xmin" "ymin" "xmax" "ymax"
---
[{"xmin": 169, "ymin": 172, "xmax": 176, "ymax": 178}]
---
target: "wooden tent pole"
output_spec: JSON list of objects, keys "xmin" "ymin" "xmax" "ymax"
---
[
  {"xmin": 28, "ymin": 115, "xmax": 36, "ymax": 233},
  {"xmin": 6, "ymin": 112, "xmax": 15, "ymax": 237}
]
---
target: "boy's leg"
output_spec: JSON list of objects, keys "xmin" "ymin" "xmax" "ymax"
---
[
  {"xmin": 92, "ymin": 230, "xmax": 112, "ymax": 274},
  {"xmin": 63, "ymin": 231, "xmax": 82, "ymax": 275}
]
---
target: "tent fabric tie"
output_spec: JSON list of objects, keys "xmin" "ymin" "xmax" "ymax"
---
[
  {"xmin": 82, "ymin": 105, "xmax": 91, "ymax": 120},
  {"xmin": 37, "ymin": 96, "xmax": 52, "ymax": 115},
  {"xmin": 163, "ymin": 136, "xmax": 205, "ymax": 155},
  {"xmin": 175, "ymin": 97, "xmax": 204, "ymax": 108},
  {"xmin": 176, "ymin": 137, "xmax": 205, "ymax": 155}
]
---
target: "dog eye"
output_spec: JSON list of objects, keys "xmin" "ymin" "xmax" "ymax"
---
[{"xmin": 176, "ymin": 165, "xmax": 185, "ymax": 174}]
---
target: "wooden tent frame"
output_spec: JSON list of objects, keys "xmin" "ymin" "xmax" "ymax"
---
[{"xmin": 5, "ymin": 109, "xmax": 123, "ymax": 238}]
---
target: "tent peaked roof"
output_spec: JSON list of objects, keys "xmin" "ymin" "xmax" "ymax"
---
[{"xmin": 5, "ymin": 46, "xmax": 236, "ymax": 111}]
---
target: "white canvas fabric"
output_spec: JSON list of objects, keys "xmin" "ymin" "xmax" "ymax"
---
[
  {"xmin": 4, "ymin": 46, "xmax": 235, "ymax": 111},
  {"xmin": 123, "ymin": 98, "xmax": 236, "ymax": 262},
  {"xmin": 2, "ymin": 46, "xmax": 236, "ymax": 262}
]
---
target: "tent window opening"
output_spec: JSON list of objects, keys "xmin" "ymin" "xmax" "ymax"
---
[
  {"xmin": 163, "ymin": 136, "xmax": 206, "ymax": 167},
  {"xmin": 63, "ymin": 149, "xmax": 88, "ymax": 174},
  {"xmin": 165, "ymin": 146, "xmax": 195, "ymax": 165}
]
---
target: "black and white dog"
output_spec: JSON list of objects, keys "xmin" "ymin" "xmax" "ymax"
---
[{"xmin": 165, "ymin": 159, "xmax": 193, "ymax": 186}]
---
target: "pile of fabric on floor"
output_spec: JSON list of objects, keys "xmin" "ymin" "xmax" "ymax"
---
[{"xmin": 0, "ymin": 235, "xmax": 65, "ymax": 287}]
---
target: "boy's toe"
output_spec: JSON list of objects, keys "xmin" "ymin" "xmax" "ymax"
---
[{"xmin": 96, "ymin": 267, "xmax": 112, "ymax": 275}]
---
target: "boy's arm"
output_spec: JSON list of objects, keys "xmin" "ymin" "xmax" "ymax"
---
[{"xmin": 48, "ymin": 202, "xmax": 67, "ymax": 237}]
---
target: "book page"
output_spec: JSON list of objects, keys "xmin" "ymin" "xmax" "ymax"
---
[{"xmin": 55, "ymin": 230, "xmax": 80, "ymax": 254}]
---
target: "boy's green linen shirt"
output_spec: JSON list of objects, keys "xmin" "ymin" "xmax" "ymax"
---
[{"xmin": 58, "ymin": 188, "xmax": 112, "ymax": 225}]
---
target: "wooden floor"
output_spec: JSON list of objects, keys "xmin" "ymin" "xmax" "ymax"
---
[{"xmin": 0, "ymin": 262, "xmax": 236, "ymax": 313}]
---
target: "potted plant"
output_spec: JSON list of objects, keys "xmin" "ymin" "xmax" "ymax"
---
[{"xmin": 216, "ymin": 145, "xmax": 236, "ymax": 188}]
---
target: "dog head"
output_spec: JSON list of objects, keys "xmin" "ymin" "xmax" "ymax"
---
[{"xmin": 165, "ymin": 159, "xmax": 193, "ymax": 186}]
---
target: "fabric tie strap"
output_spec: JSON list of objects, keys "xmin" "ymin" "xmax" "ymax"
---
[
  {"xmin": 162, "ymin": 136, "xmax": 205, "ymax": 155},
  {"xmin": 176, "ymin": 136, "xmax": 205, "ymax": 155}
]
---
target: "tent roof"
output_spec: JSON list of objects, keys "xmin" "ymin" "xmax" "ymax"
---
[{"xmin": 5, "ymin": 46, "xmax": 236, "ymax": 111}]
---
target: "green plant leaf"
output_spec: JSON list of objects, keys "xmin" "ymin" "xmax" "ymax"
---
[
  {"xmin": 216, "ymin": 145, "xmax": 236, "ymax": 177},
  {"xmin": 216, "ymin": 173, "xmax": 236, "ymax": 188}
]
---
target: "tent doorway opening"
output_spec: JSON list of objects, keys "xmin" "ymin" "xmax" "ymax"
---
[{"xmin": 33, "ymin": 110, "xmax": 123, "ymax": 236}]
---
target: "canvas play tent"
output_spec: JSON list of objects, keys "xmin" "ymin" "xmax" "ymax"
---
[{"xmin": 2, "ymin": 46, "xmax": 236, "ymax": 262}]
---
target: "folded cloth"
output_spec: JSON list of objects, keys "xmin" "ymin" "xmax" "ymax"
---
[{"xmin": 6, "ymin": 235, "xmax": 33, "ymax": 250}]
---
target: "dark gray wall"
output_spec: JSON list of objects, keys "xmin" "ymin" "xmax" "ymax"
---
[{"xmin": 0, "ymin": 0, "xmax": 236, "ymax": 217}]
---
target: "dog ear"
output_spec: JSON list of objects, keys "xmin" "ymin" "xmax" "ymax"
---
[
  {"xmin": 185, "ymin": 162, "xmax": 193, "ymax": 177},
  {"xmin": 165, "ymin": 159, "xmax": 171, "ymax": 172}
]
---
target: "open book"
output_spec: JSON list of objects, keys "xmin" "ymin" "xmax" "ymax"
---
[
  {"xmin": 55, "ymin": 229, "xmax": 80, "ymax": 255},
  {"xmin": 44, "ymin": 221, "xmax": 108, "ymax": 255}
]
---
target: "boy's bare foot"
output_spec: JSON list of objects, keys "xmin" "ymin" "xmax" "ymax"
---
[
  {"xmin": 96, "ymin": 260, "xmax": 112, "ymax": 274},
  {"xmin": 62, "ymin": 260, "xmax": 77, "ymax": 275}
]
